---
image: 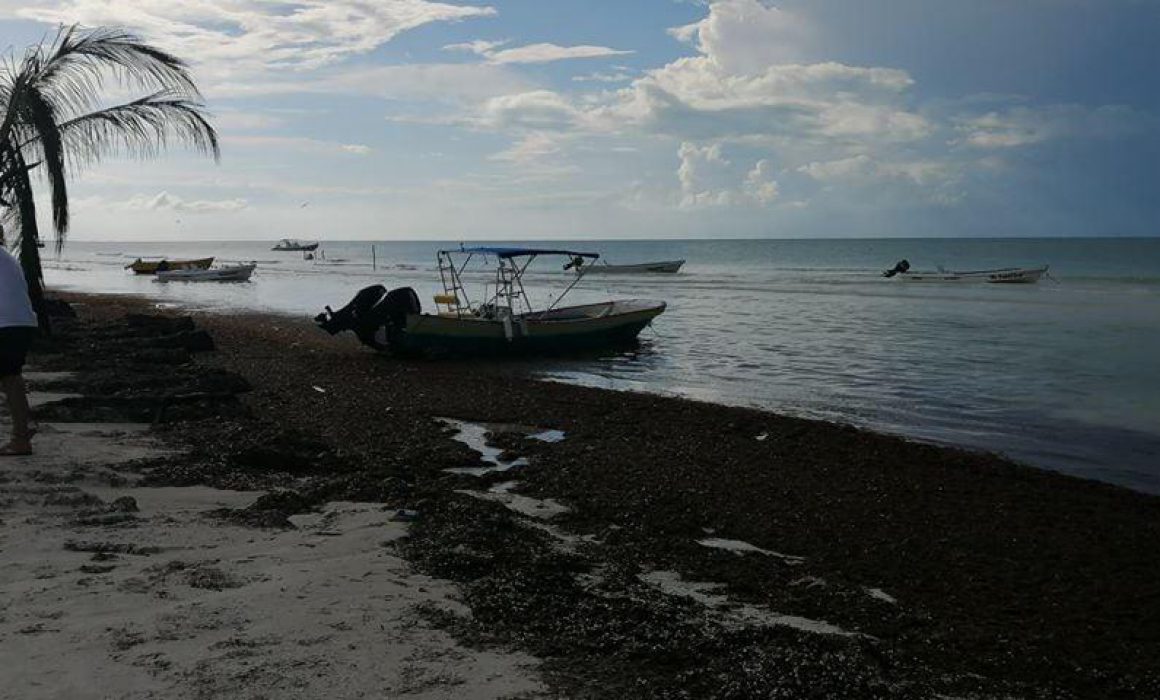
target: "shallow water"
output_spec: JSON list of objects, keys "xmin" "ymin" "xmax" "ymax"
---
[{"xmin": 42, "ymin": 237, "xmax": 1160, "ymax": 493}]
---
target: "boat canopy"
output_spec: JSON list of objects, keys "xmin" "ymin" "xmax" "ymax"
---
[{"xmin": 446, "ymin": 246, "xmax": 600, "ymax": 260}]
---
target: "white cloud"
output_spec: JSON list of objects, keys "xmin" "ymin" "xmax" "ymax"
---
[
  {"xmin": 443, "ymin": 38, "xmax": 509, "ymax": 54},
  {"xmin": 953, "ymin": 104, "xmax": 1150, "ymax": 149},
  {"xmin": 572, "ymin": 70, "xmax": 635, "ymax": 83},
  {"xmin": 478, "ymin": 90, "xmax": 581, "ymax": 130},
  {"xmin": 667, "ymin": 0, "xmax": 814, "ymax": 72},
  {"xmin": 677, "ymin": 142, "xmax": 734, "ymax": 209},
  {"xmin": 225, "ymin": 135, "xmax": 373, "ymax": 156},
  {"xmin": 798, "ymin": 154, "xmax": 874, "ymax": 181},
  {"xmin": 126, "ymin": 191, "xmax": 248, "ymax": 213},
  {"xmin": 488, "ymin": 43, "xmax": 633, "ymax": 64},
  {"xmin": 489, "ymin": 132, "xmax": 561, "ymax": 163},
  {"xmin": 744, "ymin": 159, "xmax": 779, "ymax": 204},
  {"xmin": 443, "ymin": 39, "xmax": 632, "ymax": 65},
  {"xmin": 6, "ymin": 0, "xmax": 497, "ymax": 90}
]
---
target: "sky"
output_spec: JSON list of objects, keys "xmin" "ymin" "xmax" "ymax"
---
[{"xmin": 1, "ymin": 0, "xmax": 1158, "ymax": 241}]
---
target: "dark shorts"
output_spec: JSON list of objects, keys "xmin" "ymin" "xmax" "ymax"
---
[{"xmin": 0, "ymin": 326, "xmax": 36, "ymax": 377}]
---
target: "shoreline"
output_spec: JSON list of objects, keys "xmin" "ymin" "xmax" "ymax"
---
[{"xmin": 6, "ymin": 291, "xmax": 1160, "ymax": 697}]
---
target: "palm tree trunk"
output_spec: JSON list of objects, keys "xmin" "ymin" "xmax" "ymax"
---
[{"xmin": 11, "ymin": 152, "xmax": 50, "ymax": 335}]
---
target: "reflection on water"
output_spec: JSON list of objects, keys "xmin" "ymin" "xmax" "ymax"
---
[{"xmin": 43, "ymin": 237, "xmax": 1160, "ymax": 493}]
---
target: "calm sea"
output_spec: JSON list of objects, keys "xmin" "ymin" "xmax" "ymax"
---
[{"xmin": 42, "ymin": 238, "xmax": 1160, "ymax": 493}]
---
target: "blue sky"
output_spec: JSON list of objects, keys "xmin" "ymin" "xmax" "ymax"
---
[{"xmin": 2, "ymin": 0, "xmax": 1157, "ymax": 240}]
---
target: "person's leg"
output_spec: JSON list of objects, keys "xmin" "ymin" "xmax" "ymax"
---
[
  {"xmin": 0, "ymin": 327, "xmax": 34, "ymax": 455},
  {"xmin": 1, "ymin": 374, "xmax": 32, "ymax": 453}
]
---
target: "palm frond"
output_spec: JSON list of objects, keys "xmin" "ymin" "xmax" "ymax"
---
[
  {"xmin": 15, "ymin": 84, "xmax": 69, "ymax": 234},
  {"xmin": 55, "ymin": 91, "xmax": 220, "ymax": 165},
  {"xmin": 37, "ymin": 25, "xmax": 201, "ymax": 117}
]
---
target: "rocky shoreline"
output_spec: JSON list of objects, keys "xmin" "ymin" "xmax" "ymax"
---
[{"xmin": 8, "ymin": 292, "xmax": 1160, "ymax": 698}]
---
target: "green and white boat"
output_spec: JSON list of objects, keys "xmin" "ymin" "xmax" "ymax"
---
[{"xmin": 316, "ymin": 246, "xmax": 666, "ymax": 357}]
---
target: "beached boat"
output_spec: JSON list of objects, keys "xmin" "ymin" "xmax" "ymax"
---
[
  {"xmin": 272, "ymin": 238, "xmax": 319, "ymax": 251},
  {"xmin": 883, "ymin": 259, "xmax": 1048, "ymax": 283},
  {"xmin": 157, "ymin": 263, "xmax": 256, "ymax": 283},
  {"xmin": 126, "ymin": 257, "xmax": 214, "ymax": 275},
  {"xmin": 316, "ymin": 246, "xmax": 666, "ymax": 357},
  {"xmin": 579, "ymin": 259, "xmax": 685, "ymax": 274}
]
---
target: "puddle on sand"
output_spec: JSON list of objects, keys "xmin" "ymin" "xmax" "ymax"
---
[
  {"xmin": 697, "ymin": 537, "xmax": 805, "ymax": 564},
  {"xmin": 439, "ymin": 418, "xmax": 566, "ymax": 476},
  {"xmin": 456, "ymin": 488, "xmax": 570, "ymax": 520},
  {"xmin": 639, "ymin": 570, "xmax": 859, "ymax": 637}
]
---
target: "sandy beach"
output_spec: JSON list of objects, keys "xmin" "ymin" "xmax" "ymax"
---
[{"xmin": 3, "ymin": 292, "xmax": 1159, "ymax": 699}]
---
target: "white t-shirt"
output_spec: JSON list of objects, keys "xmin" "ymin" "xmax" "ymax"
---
[{"xmin": 0, "ymin": 247, "xmax": 38, "ymax": 329}]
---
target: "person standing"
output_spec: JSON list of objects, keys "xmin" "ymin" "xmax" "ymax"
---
[{"xmin": 0, "ymin": 240, "xmax": 37, "ymax": 455}]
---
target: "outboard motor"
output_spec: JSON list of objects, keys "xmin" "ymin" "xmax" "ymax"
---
[
  {"xmin": 883, "ymin": 259, "xmax": 911, "ymax": 278},
  {"xmin": 315, "ymin": 285, "xmax": 420, "ymax": 352}
]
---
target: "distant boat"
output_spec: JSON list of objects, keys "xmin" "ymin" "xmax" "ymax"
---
[
  {"xmin": 126, "ymin": 257, "xmax": 214, "ymax": 275},
  {"xmin": 272, "ymin": 238, "xmax": 319, "ymax": 251},
  {"xmin": 578, "ymin": 259, "xmax": 685, "ymax": 274},
  {"xmin": 883, "ymin": 259, "xmax": 1048, "ymax": 283},
  {"xmin": 157, "ymin": 263, "xmax": 256, "ymax": 283}
]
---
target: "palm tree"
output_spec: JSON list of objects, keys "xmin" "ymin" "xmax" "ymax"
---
[{"xmin": 0, "ymin": 26, "xmax": 219, "ymax": 331}]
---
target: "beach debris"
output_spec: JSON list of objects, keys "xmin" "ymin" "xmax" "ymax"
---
[
  {"xmin": 312, "ymin": 385, "xmax": 327, "ymax": 394},
  {"xmin": 755, "ymin": 432, "xmax": 769, "ymax": 441},
  {"xmin": 63, "ymin": 540, "xmax": 162, "ymax": 556},
  {"xmin": 865, "ymin": 587, "xmax": 898, "ymax": 604},
  {"xmin": 391, "ymin": 509, "xmax": 420, "ymax": 522},
  {"xmin": 640, "ymin": 570, "xmax": 859, "ymax": 637},
  {"xmin": 529, "ymin": 429, "xmax": 566, "ymax": 443},
  {"xmin": 455, "ymin": 488, "xmax": 570, "ymax": 520},
  {"xmin": 697, "ymin": 537, "xmax": 805, "ymax": 564}
]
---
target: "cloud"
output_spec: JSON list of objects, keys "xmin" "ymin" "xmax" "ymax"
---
[
  {"xmin": 572, "ymin": 70, "xmax": 636, "ymax": 83},
  {"xmin": 953, "ymin": 104, "xmax": 1151, "ymax": 149},
  {"xmin": 744, "ymin": 159, "xmax": 779, "ymax": 204},
  {"xmin": 126, "ymin": 192, "xmax": 248, "ymax": 213},
  {"xmin": 478, "ymin": 90, "xmax": 582, "ymax": 130},
  {"xmin": 667, "ymin": 0, "xmax": 815, "ymax": 72},
  {"xmin": 444, "ymin": 38, "xmax": 509, "ymax": 54},
  {"xmin": 6, "ymin": 0, "xmax": 497, "ymax": 89},
  {"xmin": 444, "ymin": 39, "xmax": 632, "ymax": 64},
  {"xmin": 489, "ymin": 132, "xmax": 561, "ymax": 163},
  {"xmin": 225, "ymin": 135, "xmax": 373, "ymax": 156}
]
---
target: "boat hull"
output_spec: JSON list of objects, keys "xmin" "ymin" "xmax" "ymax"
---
[
  {"xmin": 392, "ymin": 300, "xmax": 665, "ymax": 357},
  {"xmin": 128, "ymin": 257, "xmax": 214, "ymax": 275},
  {"xmin": 898, "ymin": 266, "xmax": 1048, "ymax": 283},
  {"xmin": 157, "ymin": 264, "xmax": 255, "ymax": 282},
  {"xmin": 583, "ymin": 260, "xmax": 685, "ymax": 274}
]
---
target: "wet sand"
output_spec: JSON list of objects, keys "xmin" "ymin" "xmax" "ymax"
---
[{"xmin": 5, "ymin": 292, "xmax": 1160, "ymax": 698}]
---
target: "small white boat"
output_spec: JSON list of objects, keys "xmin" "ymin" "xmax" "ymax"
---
[
  {"xmin": 884, "ymin": 260, "xmax": 1048, "ymax": 284},
  {"xmin": 157, "ymin": 263, "xmax": 256, "ymax": 283},
  {"xmin": 272, "ymin": 238, "xmax": 319, "ymax": 252},
  {"xmin": 578, "ymin": 259, "xmax": 685, "ymax": 274}
]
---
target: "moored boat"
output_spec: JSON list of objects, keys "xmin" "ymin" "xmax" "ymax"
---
[
  {"xmin": 316, "ymin": 246, "xmax": 666, "ymax": 357},
  {"xmin": 157, "ymin": 263, "xmax": 256, "ymax": 282},
  {"xmin": 883, "ymin": 259, "xmax": 1048, "ymax": 283},
  {"xmin": 579, "ymin": 259, "xmax": 685, "ymax": 274},
  {"xmin": 272, "ymin": 238, "xmax": 319, "ymax": 251},
  {"xmin": 126, "ymin": 257, "xmax": 214, "ymax": 275}
]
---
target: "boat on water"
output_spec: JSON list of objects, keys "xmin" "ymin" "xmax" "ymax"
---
[
  {"xmin": 156, "ymin": 263, "xmax": 256, "ymax": 283},
  {"xmin": 315, "ymin": 246, "xmax": 666, "ymax": 357},
  {"xmin": 883, "ymin": 259, "xmax": 1048, "ymax": 283},
  {"xmin": 126, "ymin": 257, "xmax": 214, "ymax": 275},
  {"xmin": 272, "ymin": 238, "xmax": 319, "ymax": 251},
  {"xmin": 577, "ymin": 259, "xmax": 685, "ymax": 274}
]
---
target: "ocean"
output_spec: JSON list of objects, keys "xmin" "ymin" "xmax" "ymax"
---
[{"xmin": 41, "ymin": 237, "xmax": 1160, "ymax": 493}]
